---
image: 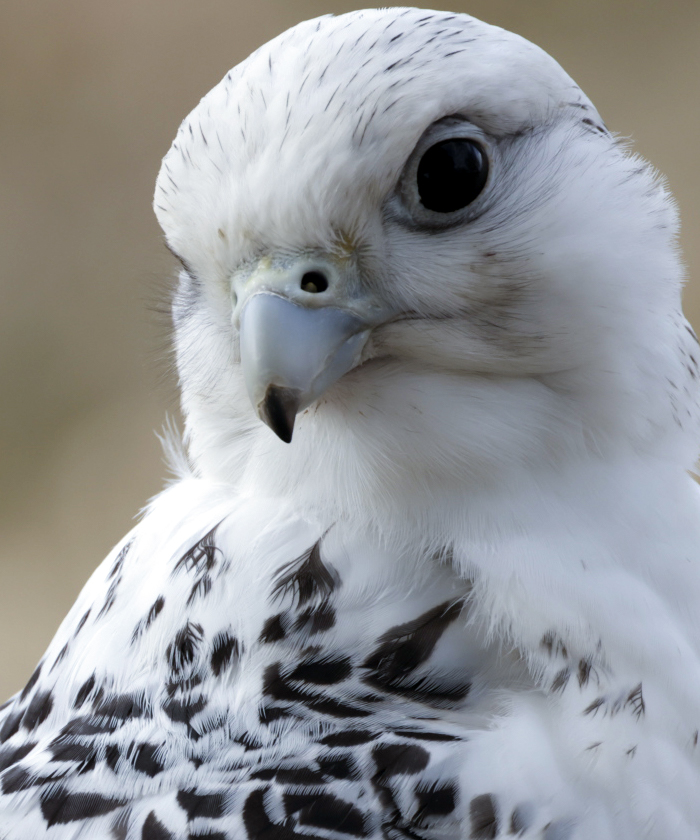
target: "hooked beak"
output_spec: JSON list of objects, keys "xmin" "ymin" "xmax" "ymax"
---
[{"xmin": 234, "ymin": 256, "xmax": 380, "ymax": 442}]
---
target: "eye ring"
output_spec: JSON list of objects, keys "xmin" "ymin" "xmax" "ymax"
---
[{"xmin": 416, "ymin": 138, "xmax": 489, "ymax": 213}]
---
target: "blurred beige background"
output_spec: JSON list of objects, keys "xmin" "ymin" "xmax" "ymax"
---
[{"xmin": 1, "ymin": 0, "xmax": 699, "ymax": 700}]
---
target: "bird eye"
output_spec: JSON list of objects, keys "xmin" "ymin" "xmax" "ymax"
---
[{"xmin": 416, "ymin": 138, "xmax": 488, "ymax": 213}]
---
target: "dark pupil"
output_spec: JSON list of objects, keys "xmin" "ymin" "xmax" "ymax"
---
[{"xmin": 417, "ymin": 138, "xmax": 488, "ymax": 213}]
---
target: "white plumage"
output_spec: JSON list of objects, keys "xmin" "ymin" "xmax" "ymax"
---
[{"xmin": 2, "ymin": 7, "xmax": 700, "ymax": 839}]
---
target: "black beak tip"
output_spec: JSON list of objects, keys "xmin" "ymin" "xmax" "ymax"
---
[{"xmin": 259, "ymin": 385, "xmax": 302, "ymax": 443}]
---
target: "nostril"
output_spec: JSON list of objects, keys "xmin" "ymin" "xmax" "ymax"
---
[{"xmin": 300, "ymin": 270, "xmax": 329, "ymax": 294}]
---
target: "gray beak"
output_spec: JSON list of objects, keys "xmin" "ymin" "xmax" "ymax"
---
[{"xmin": 239, "ymin": 292, "xmax": 370, "ymax": 442}]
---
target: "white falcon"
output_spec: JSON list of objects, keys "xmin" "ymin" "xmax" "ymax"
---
[{"xmin": 2, "ymin": 8, "xmax": 700, "ymax": 840}]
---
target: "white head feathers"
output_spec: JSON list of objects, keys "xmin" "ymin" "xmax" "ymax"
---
[{"xmin": 154, "ymin": 8, "xmax": 700, "ymax": 526}]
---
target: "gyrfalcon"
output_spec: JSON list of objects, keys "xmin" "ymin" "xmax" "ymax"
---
[{"xmin": 2, "ymin": 8, "xmax": 700, "ymax": 840}]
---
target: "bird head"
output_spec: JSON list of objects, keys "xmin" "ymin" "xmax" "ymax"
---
[{"xmin": 154, "ymin": 9, "xmax": 699, "ymax": 514}]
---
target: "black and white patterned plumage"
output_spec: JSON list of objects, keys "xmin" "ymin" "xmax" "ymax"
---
[
  {"xmin": 3, "ymin": 7, "xmax": 700, "ymax": 839},
  {"xmin": 0, "ymin": 486, "xmax": 520, "ymax": 838}
]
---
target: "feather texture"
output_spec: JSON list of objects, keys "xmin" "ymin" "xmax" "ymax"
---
[{"xmin": 2, "ymin": 8, "xmax": 700, "ymax": 838}]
